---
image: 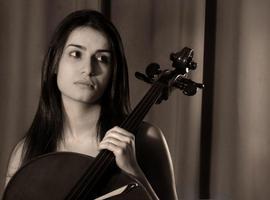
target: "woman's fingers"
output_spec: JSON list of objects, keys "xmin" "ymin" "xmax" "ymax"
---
[
  {"xmin": 104, "ymin": 126, "xmax": 135, "ymax": 142},
  {"xmin": 99, "ymin": 136, "xmax": 126, "ymax": 150},
  {"xmin": 99, "ymin": 138, "xmax": 122, "ymax": 154},
  {"xmin": 98, "ymin": 126, "xmax": 140, "ymax": 176}
]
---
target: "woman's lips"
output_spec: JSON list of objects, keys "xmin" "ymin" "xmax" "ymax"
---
[{"xmin": 74, "ymin": 80, "xmax": 95, "ymax": 89}]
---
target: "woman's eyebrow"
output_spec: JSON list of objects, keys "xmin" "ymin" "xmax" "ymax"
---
[
  {"xmin": 96, "ymin": 49, "xmax": 112, "ymax": 54},
  {"xmin": 65, "ymin": 44, "xmax": 111, "ymax": 53},
  {"xmin": 66, "ymin": 44, "xmax": 87, "ymax": 50}
]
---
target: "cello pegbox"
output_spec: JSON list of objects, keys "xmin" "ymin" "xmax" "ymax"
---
[{"xmin": 170, "ymin": 47, "xmax": 197, "ymax": 74}]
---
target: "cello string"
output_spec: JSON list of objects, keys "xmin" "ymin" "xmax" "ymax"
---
[
  {"xmin": 131, "ymin": 86, "xmax": 162, "ymax": 130},
  {"xmin": 77, "ymin": 152, "xmax": 113, "ymax": 198},
  {"xmin": 65, "ymin": 151, "xmax": 111, "ymax": 199},
  {"xmin": 92, "ymin": 84, "xmax": 162, "ymax": 171},
  {"xmin": 67, "ymin": 83, "xmax": 164, "ymax": 199},
  {"xmin": 129, "ymin": 96, "xmax": 159, "ymax": 131},
  {"xmin": 120, "ymin": 84, "xmax": 158, "ymax": 130},
  {"xmin": 122, "ymin": 84, "xmax": 160, "ymax": 130},
  {"xmin": 70, "ymin": 85, "xmax": 161, "ymax": 198},
  {"xmin": 85, "ymin": 84, "xmax": 163, "ymax": 181},
  {"xmin": 81, "ymin": 84, "xmax": 164, "ymax": 198},
  {"xmin": 74, "ymin": 84, "xmax": 162, "ymax": 199},
  {"xmin": 122, "ymin": 84, "xmax": 163, "ymax": 132},
  {"xmin": 77, "ymin": 85, "xmax": 159, "ymax": 186},
  {"xmin": 72, "ymin": 152, "xmax": 116, "ymax": 198}
]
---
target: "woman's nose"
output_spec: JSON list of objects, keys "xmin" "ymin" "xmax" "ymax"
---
[{"xmin": 81, "ymin": 59, "xmax": 95, "ymax": 76}]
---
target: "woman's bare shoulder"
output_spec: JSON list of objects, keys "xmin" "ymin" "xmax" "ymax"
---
[
  {"xmin": 136, "ymin": 121, "xmax": 169, "ymax": 164},
  {"xmin": 5, "ymin": 139, "xmax": 26, "ymax": 186},
  {"xmin": 8, "ymin": 139, "xmax": 25, "ymax": 167},
  {"xmin": 136, "ymin": 121, "xmax": 167, "ymax": 149},
  {"xmin": 138, "ymin": 121, "xmax": 163, "ymax": 138},
  {"xmin": 136, "ymin": 122, "xmax": 178, "ymax": 199}
]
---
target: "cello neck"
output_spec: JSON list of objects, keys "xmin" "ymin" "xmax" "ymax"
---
[{"xmin": 120, "ymin": 82, "xmax": 165, "ymax": 133}]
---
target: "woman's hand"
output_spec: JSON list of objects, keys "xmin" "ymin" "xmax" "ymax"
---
[{"xmin": 98, "ymin": 126, "xmax": 141, "ymax": 176}]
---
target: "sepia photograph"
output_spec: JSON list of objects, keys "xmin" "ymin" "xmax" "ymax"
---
[{"xmin": 0, "ymin": 0, "xmax": 269, "ymax": 199}]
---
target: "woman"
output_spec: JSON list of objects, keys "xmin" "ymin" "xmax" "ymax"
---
[{"xmin": 5, "ymin": 10, "xmax": 178, "ymax": 199}]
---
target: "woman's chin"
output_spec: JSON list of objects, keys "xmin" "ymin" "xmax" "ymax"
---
[{"xmin": 61, "ymin": 93, "xmax": 101, "ymax": 106}]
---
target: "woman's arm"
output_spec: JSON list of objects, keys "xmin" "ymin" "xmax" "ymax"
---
[{"xmin": 136, "ymin": 123, "xmax": 178, "ymax": 200}]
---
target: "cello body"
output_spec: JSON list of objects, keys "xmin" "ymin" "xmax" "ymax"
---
[{"xmin": 3, "ymin": 152, "xmax": 151, "ymax": 200}]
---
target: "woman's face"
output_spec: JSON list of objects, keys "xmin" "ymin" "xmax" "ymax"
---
[{"xmin": 57, "ymin": 27, "xmax": 113, "ymax": 105}]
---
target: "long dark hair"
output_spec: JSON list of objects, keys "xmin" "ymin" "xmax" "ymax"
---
[{"xmin": 22, "ymin": 10, "xmax": 131, "ymax": 163}]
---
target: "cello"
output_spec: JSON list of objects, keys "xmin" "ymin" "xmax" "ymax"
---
[{"xmin": 3, "ymin": 47, "xmax": 203, "ymax": 200}]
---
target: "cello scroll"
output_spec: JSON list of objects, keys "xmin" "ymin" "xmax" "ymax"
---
[{"xmin": 135, "ymin": 47, "xmax": 204, "ymax": 103}]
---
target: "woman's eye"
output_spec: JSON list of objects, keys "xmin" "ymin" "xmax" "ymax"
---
[
  {"xmin": 96, "ymin": 55, "xmax": 111, "ymax": 64},
  {"xmin": 69, "ymin": 51, "xmax": 82, "ymax": 59}
]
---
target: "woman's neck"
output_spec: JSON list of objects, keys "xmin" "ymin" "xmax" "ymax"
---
[{"xmin": 61, "ymin": 97, "xmax": 101, "ymax": 140}]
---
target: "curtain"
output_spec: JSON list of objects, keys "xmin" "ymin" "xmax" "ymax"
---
[
  {"xmin": 110, "ymin": 1, "xmax": 205, "ymax": 199},
  {"xmin": 211, "ymin": 0, "xmax": 270, "ymax": 199}
]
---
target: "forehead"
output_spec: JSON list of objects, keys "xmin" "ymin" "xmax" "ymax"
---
[{"xmin": 65, "ymin": 27, "xmax": 110, "ymax": 49}]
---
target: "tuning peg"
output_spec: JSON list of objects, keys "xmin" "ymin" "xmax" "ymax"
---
[
  {"xmin": 145, "ymin": 63, "xmax": 162, "ymax": 78},
  {"xmin": 173, "ymin": 77, "xmax": 204, "ymax": 96},
  {"xmin": 135, "ymin": 72, "xmax": 153, "ymax": 84},
  {"xmin": 188, "ymin": 61, "xmax": 197, "ymax": 70},
  {"xmin": 170, "ymin": 47, "xmax": 195, "ymax": 75},
  {"xmin": 183, "ymin": 84, "xmax": 197, "ymax": 96}
]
